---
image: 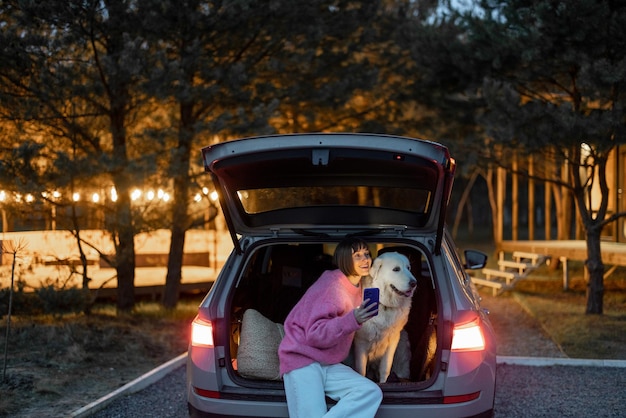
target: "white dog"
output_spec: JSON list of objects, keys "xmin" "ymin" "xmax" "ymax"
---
[{"xmin": 353, "ymin": 251, "xmax": 417, "ymax": 383}]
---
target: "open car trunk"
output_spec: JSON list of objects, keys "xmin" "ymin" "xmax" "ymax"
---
[
  {"xmin": 226, "ymin": 241, "xmax": 440, "ymax": 389},
  {"xmin": 202, "ymin": 133, "xmax": 456, "ymax": 255}
]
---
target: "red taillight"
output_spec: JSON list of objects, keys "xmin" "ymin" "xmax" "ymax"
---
[
  {"xmin": 191, "ymin": 317, "xmax": 214, "ymax": 347},
  {"xmin": 451, "ymin": 318, "xmax": 485, "ymax": 352},
  {"xmin": 443, "ymin": 391, "xmax": 480, "ymax": 404},
  {"xmin": 194, "ymin": 387, "xmax": 221, "ymax": 399}
]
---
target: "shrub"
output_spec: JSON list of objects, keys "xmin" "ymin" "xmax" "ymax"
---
[
  {"xmin": 35, "ymin": 285, "xmax": 88, "ymax": 316},
  {"xmin": 0, "ymin": 287, "xmax": 42, "ymax": 317}
]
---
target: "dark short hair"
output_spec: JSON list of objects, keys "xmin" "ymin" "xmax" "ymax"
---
[{"xmin": 334, "ymin": 237, "xmax": 370, "ymax": 277}]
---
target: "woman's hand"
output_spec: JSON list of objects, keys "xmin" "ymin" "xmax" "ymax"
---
[{"xmin": 353, "ymin": 298, "xmax": 378, "ymax": 324}]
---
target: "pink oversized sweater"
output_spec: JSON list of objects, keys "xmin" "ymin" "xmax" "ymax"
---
[{"xmin": 278, "ymin": 269, "xmax": 362, "ymax": 377}]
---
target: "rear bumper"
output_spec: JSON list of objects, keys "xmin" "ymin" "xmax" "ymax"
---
[
  {"xmin": 187, "ymin": 386, "xmax": 494, "ymax": 418},
  {"xmin": 187, "ymin": 387, "xmax": 289, "ymax": 418}
]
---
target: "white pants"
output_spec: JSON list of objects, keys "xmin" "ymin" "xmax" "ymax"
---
[{"xmin": 283, "ymin": 362, "xmax": 382, "ymax": 418}]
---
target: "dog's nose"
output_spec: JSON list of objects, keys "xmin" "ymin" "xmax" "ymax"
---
[{"xmin": 409, "ymin": 279, "xmax": 417, "ymax": 288}]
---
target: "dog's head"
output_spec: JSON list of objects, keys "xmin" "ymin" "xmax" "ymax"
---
[{"xmin": 369, "ymin": 252, "xmax": 417, "ymax": 307}]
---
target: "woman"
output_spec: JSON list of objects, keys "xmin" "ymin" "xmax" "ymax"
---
[{"xmin": 278, "ymin": 237, "xmax": 382, "ymax": 418}]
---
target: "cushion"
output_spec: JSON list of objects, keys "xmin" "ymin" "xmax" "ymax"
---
[{"xmin": 237, "ymin": 309, "xmax": 284, "ymax": 381}]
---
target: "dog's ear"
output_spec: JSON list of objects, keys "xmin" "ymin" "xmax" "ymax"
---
[{"xmin": 370, "ymin": 256, "xmax": 383, "ymax": 279}]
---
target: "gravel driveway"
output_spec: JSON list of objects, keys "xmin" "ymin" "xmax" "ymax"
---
[
  {"xmin": 87, "ymin": 292, "xmax": 625, "ymax": 418},
  {"xmin": 90, "ymin": 362, "xmax": 626, "ymax": 418}
]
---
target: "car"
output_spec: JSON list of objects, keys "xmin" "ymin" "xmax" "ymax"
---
[{"xmin": 187, "ymin": 133, "xmax": 495, "ymax": 418}]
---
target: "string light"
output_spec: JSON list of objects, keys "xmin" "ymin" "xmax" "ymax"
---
[{"xmin": 0, "ymin": 185, "xmax": 210, "ymax": 205}]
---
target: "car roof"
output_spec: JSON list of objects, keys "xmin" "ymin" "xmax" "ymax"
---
[{"xmin": 202, "ymin": 133, "xmax": 455, "ymax": 252}]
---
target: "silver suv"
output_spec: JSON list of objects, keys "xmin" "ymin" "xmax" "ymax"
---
[{"xmin": 187, "ymin": 133, "xmax": 495, "ymax": 418}]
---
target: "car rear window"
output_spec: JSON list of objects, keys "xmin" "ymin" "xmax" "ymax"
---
[{"xmin": 239, "ymin": 186, "xmax": 431, "ymax": 215}]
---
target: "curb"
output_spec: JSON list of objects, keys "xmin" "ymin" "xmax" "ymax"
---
[
  {"xmin": 497, "ymin": 355, "xmax": 626, "ymax": 368},
  {"xmin": 69, "ymin": 352, "xmax": 187, "ymax": 418}
]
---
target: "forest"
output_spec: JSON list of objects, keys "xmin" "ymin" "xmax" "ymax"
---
[{"xmin": 1, "ymin": 0, "xmax": 625, "ymax": 314}]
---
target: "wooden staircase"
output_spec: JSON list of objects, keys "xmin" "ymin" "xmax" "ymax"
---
[{"xmin": 471, "ymin": 251, "xmax": 549, "ymax": 296}]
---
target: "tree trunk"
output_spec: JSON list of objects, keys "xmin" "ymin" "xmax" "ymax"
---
[
  {"xmin": 163, "ymin": 176, "xmax": 189, "ymax": 309},
  {"xmin": 99, "ymin": 0, "xmax": 139, "ymax": 313},
  {"xmin": 115, "ymin": 193, "xmax": 136, "ymax": 312},
  {"xmin": 163, "ymin": 220, "xmax": 185, "ymax": 309},
  {"xmin": 585, "ymin": 225, "xmax": 604, "ymax": 314},
  {"xmin": 162, "ymin": 102, "xmax": 193, "ymax": 309},
  {"xmin": 110, "ymin": 111, "xmax": 136, "ymax": 312},
  {"xmin": 485, "ymin": 167, "xmax": 499, "ymax": 246},
  {"xmin": 452, "ymin": 169, "xmax": 478, "ymax": 239}
]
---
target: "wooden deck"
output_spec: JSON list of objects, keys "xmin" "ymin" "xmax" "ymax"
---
[{"xmin": 498, "ymin": 240, "xmax": 626, "ymax": 266}]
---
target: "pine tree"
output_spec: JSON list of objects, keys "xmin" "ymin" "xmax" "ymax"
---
[
  {"xmin": 138, "ymin": 0, "xmax": 393, "ymax": 308},
  {"xmin": 0, "ymin": 1, "xmax": 156, "ymax": 311}
]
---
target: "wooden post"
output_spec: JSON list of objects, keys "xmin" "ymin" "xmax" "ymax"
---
[
  {"xmin": 497, "ymin": 166, "xmax": 506, "ymax": 243},
  {"xmin": 1, "ymin": 208, "xmax": 7, "ymax": 233},
  {"xmin": 561, "ymin": 156, "xmax": 570, "ymax": 239},
  {"xmin": 560, "ymin": 256, "xmax": 569, "ymax": 290},
  {"xmin": 512, "ymin": 153, "xmax": 519, "ymax": 240},
  {"xmin": 620, "ymin": 146, "xmax": 626, "ymax": 242},
  {"xmin": 528, "ymin": 155, "xmax": 535, "ymax": 240},
  {"xmin": 545, "ymin": 181, "xmax": 551, "ymax": 240}
]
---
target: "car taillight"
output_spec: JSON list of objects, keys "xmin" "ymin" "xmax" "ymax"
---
[
  {"xmin": 451, "ymin": 318, "xmax": 485, "ymax": 352},
  {"xmin": 443, "ymin": 391, "xmax": 481, "ymax": 404},
  {"xmin": 191, "ymin": 317, "xmax": 214, "ymax": 347}
]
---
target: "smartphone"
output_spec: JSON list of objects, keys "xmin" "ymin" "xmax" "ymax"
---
[{"xmin": 363, "ymin": 288, "xmax": 379, "ymax": 316}]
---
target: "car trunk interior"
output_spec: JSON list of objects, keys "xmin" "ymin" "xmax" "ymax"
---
[{"xmin": 227, "ymin": 242, "xmax": 439, "ymax": 388}]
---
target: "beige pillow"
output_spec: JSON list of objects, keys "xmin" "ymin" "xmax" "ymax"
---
[{"xmin": 237, "ymin": 309, "xmax": 285, "ymax": 381}]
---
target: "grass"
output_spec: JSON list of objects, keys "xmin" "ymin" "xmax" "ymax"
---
[
  {"xmin": 512, "ymin": 264, "xmax": 626, "ymax": 359},
  {"xmin": 0, "ymin": 297, "xmax": 202, "ymax": 417}
]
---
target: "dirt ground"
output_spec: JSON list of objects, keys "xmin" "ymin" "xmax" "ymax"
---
[{"xmin": 0, "ymin": 312, "xmax": 192, "ymax": 417}]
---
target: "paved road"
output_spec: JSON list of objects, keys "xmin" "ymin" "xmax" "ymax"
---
[{"xmin": 89, "ymin": 362, "xmax": 626, "ymax": 418}]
